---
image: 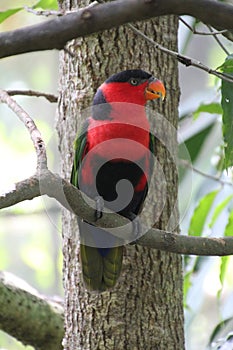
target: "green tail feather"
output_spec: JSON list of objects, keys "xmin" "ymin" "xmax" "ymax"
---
[{"xmin": 80, "ymin": 245, "xmax": 123, "ymax": 292}]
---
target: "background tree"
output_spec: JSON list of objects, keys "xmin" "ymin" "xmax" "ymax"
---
[{"xmin": 0, "ymin": 0, "xmax": 233, "ymax": 349}]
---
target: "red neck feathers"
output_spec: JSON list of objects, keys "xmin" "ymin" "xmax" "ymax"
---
[
  {"xmin": 101, "ymin": 81, "xmax": 148, "ymax": 106},
  {"xmin": 86, "ymin": 79, "xmax": 152, "ymax": 160}
]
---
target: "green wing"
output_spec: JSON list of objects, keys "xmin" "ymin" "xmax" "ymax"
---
[
  {"xmin": 70, "ymin": 119, "xmax": 89, "ymax": 188},
  {"xmin": 71, "ymin": 119, "xmax": 123, "ymax": 292}
]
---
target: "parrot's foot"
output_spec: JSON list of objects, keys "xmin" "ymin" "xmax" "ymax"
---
[{"xmin": 94, "ymin": 196, "xmax": 104, "ymax": 221}]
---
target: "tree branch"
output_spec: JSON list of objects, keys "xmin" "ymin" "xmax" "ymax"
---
[
  {"xmin": 7, "ymin": 89, "xmax": 58, "ymax": 103},
  {"xmin": 179, "ymin": 17, "xmax": 228, "ymax": 36},
  {"xmin": 207, "ymin": 25, "xmax": 230, "ymax": 55},
  {"xmin": 0, "ymin": 271, "xmax": 63, "ymax": 350},
  {"xmin": 1, "ymin": 169, "xmax": 233, "ymax": 257},
  {"xmin": 179, "ymin": 159, "xmax": 233, "ymax": 188},
  {"xmin": 127, "ymin": 24, "xmax": 233, "ymax": 83},
  {"xmin": 0, "ymin": 0, "xmax": 232, "ymax": 59}
]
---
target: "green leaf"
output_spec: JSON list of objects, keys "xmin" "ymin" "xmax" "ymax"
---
[
  {"xmin": 217, "ymin": 210, "xmax": 233, "ymax": 298},
  {"xmin": 188, "ymin": 190, "xmax": 219, "ymax": 236},
  {"xmin": 208, "ymin": 317, "xmax": 233, "ymax": 346},
  {"xmin": 0, "ymin": 8, "xmax": 22, "ymax": 24},
  {"xmin": 224, "ymin": 209, "xmax": 233, "ymax": 237},
  {"xmin": 218, "ymin": 255, "xmax": 229, "ymax": 299},
  {"xmin": 179, "ymin": 121, "xmax": 214, "ymax": 182},
  {"xmin": 183, "ymin": 271, "xmax": 192, "ymax": 297},
  {"xmin": 33, "ymin": 0, "xmax": 58, "ymax": 10},
  {"xmin": 220, "ymin": 54, "xmax": 233, "ymax": 168},
  {"xmin": 183, "ymin": 271, "xmax": 192, "ymax": 308},
  {"xmin": 209, "ymin": 195, "xmax": 233, "ymax": 229},
  {"xmin": 219, "ymin": 54, "xmax": 233, "ymax": 74},
  {"xmin": 193, "ymin": 102, "xmax": 222, "ymax": 120}
]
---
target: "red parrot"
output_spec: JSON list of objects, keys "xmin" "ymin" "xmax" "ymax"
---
[{"xmin": 71, "ymin": 69, "xmax": 166, "ymax": 292}]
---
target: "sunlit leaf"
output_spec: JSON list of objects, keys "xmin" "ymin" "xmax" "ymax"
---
[
  {"xmin": 181, "ymin": 124, "xmax": 214, "ymax": 164},
  {"xmin": 188, "ymin": 190, "xmax": 219, "ymax": 236},
  {"xmin": 183, "ymin": 271, "xmax": 192, "ymax": 306},
  {"xmin": 0, "ymin": 8, "xmax": 22, "ymax": 24},
  {"xmin": 220, "ymin": 54, "xmax": 233, "ymax": 168},
  {"xmin": 218, "ymin": 256, "xmax": 229, "ymax": 299},
  {"xmin": 193, "ymin": 102, "xmax": 222, "ymax": 120},
  {"xmin": 209, "ymin": 195, "xmax": 233, "ymax": 228},
  {"xmin": 217, "ymin": 210, "xmax": 233, "ymax": 298},
  {"xmin": 224, "ymin": 209, "xmax": 233, "ymax": 237},
  {"xmin": 33, "ymin": 0, "xmax": 58, "ymax": 10},
  {"xmin": 219, "ymin": 55, "xmax": 233, "ymax": 73}
]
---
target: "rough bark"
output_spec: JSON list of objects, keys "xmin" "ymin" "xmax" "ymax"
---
[
  {"xmin": 57, "ymin": 0, "xmax": 184, "ymax": 348},
  {"xmin": 0, "ymin": 271, "xmax": 64, "ymax": 350}
]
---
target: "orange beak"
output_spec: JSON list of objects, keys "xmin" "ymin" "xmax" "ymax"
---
[{"xmin": 145, "ymin": 79, "xmax": 166, "ymax": 101}]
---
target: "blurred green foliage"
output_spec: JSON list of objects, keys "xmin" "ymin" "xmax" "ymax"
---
[
  {"xmin": 220, "ymin": 55, "xmax": 233, "ymax": 168},
  {"xmin": 0, "ymin": 1, "xmax": 61, "ymax": 349},
  {"xmin": 0, "ymin": 0, "xmax": 58, "ymax": 24}
]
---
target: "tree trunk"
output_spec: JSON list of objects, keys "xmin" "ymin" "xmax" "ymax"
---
[{"xmin": 57, "ymin": 1, "xmax": 184, "ymax": 349}]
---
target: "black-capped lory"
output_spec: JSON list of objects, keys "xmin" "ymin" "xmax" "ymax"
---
[{"xmin": 71, "ymin": 69, "xmax": 166, "ymax": 292}]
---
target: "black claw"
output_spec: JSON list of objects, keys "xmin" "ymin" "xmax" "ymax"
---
[{"xmin": 94, "ymin": 196, "xmax": 104, "ymax": 221}]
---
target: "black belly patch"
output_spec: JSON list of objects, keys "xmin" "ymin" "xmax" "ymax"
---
[{"xmin": 96, "ymin": 159, "xmax": 148, "ymax": 216}]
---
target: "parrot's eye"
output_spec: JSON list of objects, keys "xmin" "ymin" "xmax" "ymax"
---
[{"xmin": 129, "ymin": 78, "xmax": 140, "ymax": 86}]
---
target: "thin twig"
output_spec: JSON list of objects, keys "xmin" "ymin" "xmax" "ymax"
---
[
  {"xmin": 24, "ymin": 6, "xmax": 64, "ymax": 17},
  {"xmin": 0, "ymin": 90, "xmax": 47, "ymax": 171},
  {"xmin": 179, "ymin": 159, "xmax": 233, "ymax": 187},
  {"xmin": 7, "ymin": 89, "xmax": 58, "ymax": 103},
  {"xmin": 207, "ymin": 25, "xmax": 230, "ymax": 55},
  {"xmin": 127, "ymin": 24, "xmax": 233, "ymax": 84},
  {"xmin": 179, "ymin": 17, "xmax": 227, "ymax": 36},
  {"xmin": 24, "ymin": 1, "xmax": 99, "ymax": 17}
]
